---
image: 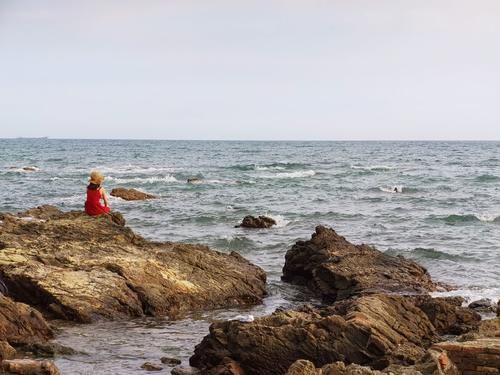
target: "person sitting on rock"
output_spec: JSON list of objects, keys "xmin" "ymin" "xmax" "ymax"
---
[{"xmin": 85, "ymin": 170, "xmax": 111, "ymax": 216}]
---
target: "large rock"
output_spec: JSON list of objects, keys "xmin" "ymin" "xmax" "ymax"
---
[
  {"xmin": 235, "ymin": 216, "xmax": 276, "ymax": 229},
  {"xmin": 282, "ymin": 226, "xmax": 439, "ymax": 302},
  {"xmin": 190, "ymin": 294, "xmax": 439, "ymax": 375},
  {"xmin": 411, "ymin": 295, "xmax": 481, "ymax": 335},
  {"xmin": 110, "ymin": 188, "xmax": 156, "ymax": 201},
  {"xmin": 1, "ymin": 359, "xmax": 60, "ymax": 375},
  {"xmin": 0, "ymin": 295, "xmax": 53, "ymax": 345},
  {"xmin": 0, "ymin": 206, "xmax": 266, "ymax": 322}
]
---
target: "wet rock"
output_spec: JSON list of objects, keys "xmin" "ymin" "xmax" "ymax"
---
[
  {"xmin": 17, "ymin": 342, "xmax": 76, "ymax": 357},
  {"xmin": 171, "ymin": 367, "xmax": 201, "ymax": 375},
  {"xmin": 0, "ymin": 341, "xmax": 16, "ymax": 360},
  {"xmin": 110, "ymin": 188, "xmax": 156, "ymax": 201},
  {"xmin": 235, "ymin": 216, "xmax": 276, "ymax": 229},
  {"xmin": 282, "ymin": 226, "xmax": 438, "ymax": 302},
  {"xmin": 22, "ymin": 167, "xmax": 38, "ymax": 172},
  {"xmin": 468, "ymin": 298, "xmax": 494, "ymax": 313},
  {"xmin": 411, "ymin": 295, "xmax": 481, "ymax": 335},
  {"xmin": 0, "ymin": 206, "xmax": 266, "ymax": 322},
  {"xmin": 1, "ymin": 359, "xmax": 60, "ymax": 375},
  {"xmin": 160, "ymin": 357, "xmax": 182, "ymax": 366},
  {"xmin": 187, "ymin": 178, "xmax": 204, "ymax": 184},
  {"xmin": 498, "ymin": 300, "xmax": 500, "ymax": 317},
  {"xmin": 141, "ymin": 362, "xmax": 163, "ymax": 371},
  {"xmin": 190, "ymin": 294, "xmax": 438, "ymax": 374},
  {"xmin": 0, "ymin": 295, "xmax": 53, "ymax": 345}
]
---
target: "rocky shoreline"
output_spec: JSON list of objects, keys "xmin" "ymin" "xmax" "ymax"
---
[{"xmin": 0, "ymin": 207, "xmax": 498, "ymax": 374}]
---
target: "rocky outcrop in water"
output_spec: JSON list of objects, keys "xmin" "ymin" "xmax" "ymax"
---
[
  {"xmin": 110, "ymin": 188, "xmax": 156, "ymax": 201},
  {"xmin": 191, "ymin": 293, "xmax": 471, "ymax": 374},
  {"xmin": 235, "ymin": 215, "xmax": 276, "ymax": 229},
  {"xmin": 282, "ymin": 226, "xmax": 439, "ymax": 301},
  {"xmin": 0, "ymin": 205, "xmax": 266, "ymax": 323}
]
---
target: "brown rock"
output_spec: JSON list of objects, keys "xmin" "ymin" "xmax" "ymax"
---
[
  {"xmin": 433, "ymin": 338, "xmax": 500, "ymax": 374},
  {"xmin": 0, "ymin": 295, "xmax": 53, "ymax": 345},
  {"xmin": 141, "ymin": 362, "xmax": 163, "ymax": 371},
  {"xmin": 171, "ymin": 367, "xmax": 201, "ymax": 375},
  {"xmin": 110, "ymin": 188, "xmax": 156, "ymax": 201},
  {"xmin": 411, "ymin": 295, "xmax": 481, "ymax": 335},
  {"xmin": 1, "ymin": 359, "xmax": 60, "ymax": 375},
  {"xmin": 0, "ymin": 206, "xmax": 266, "ymax": 322},
  {"xmin": 468, "ymin": 298, "xmax": 495, "ymax": 313},
  {"xmin": 282, "ymin": 226, "xmax": 438, "ymax": 302},
  {"xmin": 285, "ymin": 360, "xmax": 320, "ymax": 375},
  {"xmin": 161, "ymin": 357, "xmax": 182, "ymax": 366},
  {"xmin": 190, "ymin": 294, "xmax": 437, "ymax": 375},
  {"xmin": 235, "ymin": 216, "xmax": 276, "ymax": 229},
  {"xmin": 0, "ymin": 341, "xmax": 16, "ymax": 361}
]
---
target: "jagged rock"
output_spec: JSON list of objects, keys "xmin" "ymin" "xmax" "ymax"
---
[
  {"xmin": 190, "ymin": 294, "xmax": 438, "ymax": 375},
  {"xmin": 411, "ymin": 295, "xmax": 481, "ymax": 335},
  {"xmin": 433, "ymin": 338, "xmax": 500, "ymax": 374},
  {"xmin": 235, "ymin": 216, "xmax": 276, "ymax": 229},
  {"xmin": 282, "ymin": 226, "xmax": 439, "ymax": 302},
  {"xmin": 160, "ymin": 357, "xmax": 181, "ymax": 366},
  {"xmin": 0, "ymin": 295, "xmax": 53, "ymax": 345},
  {"xmin": 468, "ymin": 298, "xmax": 494, "ymax": 313},
  {"xmin": 0, "ymin": 206, "xmax": 266, "ymax": 322},
  {"xmin": 0, "ymin": 341, "xmax": 16, "ymax": 361},
  {"xmin": 110, "ymin": 188, "xmax": 156, "ymax": 201},
  {"xmin": 141, "ymin": 362, "xmax": 163, "ymax": 371},
  {"xmin": 1, "ymin": 359, "xmax": 60, "ymax": 375}
]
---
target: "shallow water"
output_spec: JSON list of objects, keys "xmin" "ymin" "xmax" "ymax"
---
[{"xmin": 1, "ymin": 139, "xmax": 499, "ymax": 374}]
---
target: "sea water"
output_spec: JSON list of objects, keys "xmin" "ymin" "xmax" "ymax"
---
[{"xmin": 1, "ymin": 139, "xmax": 499, "ymax": 374}]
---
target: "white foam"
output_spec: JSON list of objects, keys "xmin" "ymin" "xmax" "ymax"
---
[
  {"xmin": 266, "ymin": 214, "xmax": 290, "ymax": 228},
  {"xmin": 380, "ymin": 185, "xmax": 403, "ymax": 193},
  {"xmin": 476, "ymin": 214, "xmax": 500, "ymax": 222},
  {"xmin": 255, "ymin": 165, "xmax": 286, "ymax": 171},
  {"xmin": 261, "ymin": 170, "xmax": 316, "ymax": 179},
  {"xmin": 351, "ymin": 165, "xmax": 394, "ymax": 171},
  {"xmin": 107, "ymin": 175, "xmax": 178, "ymax": 184},
  {"xmin": 432, "ymin": 288, "xmax": 500, "ymax": 305}
]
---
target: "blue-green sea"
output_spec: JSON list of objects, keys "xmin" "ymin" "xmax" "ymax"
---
[{"xmin": 1, "ymin": 139, "xmax": 499, "ymax": 374}]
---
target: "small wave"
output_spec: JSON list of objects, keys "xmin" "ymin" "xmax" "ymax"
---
[
  {"xmin": 386, "ymin": 247, "xmax": 479, "ymax": 262},
  {"xmin": 266, "ymin": 214, "xmax": 290, "ymax": 228},
  {"xmin": 433, "ymin": 214, "xmax": 500, "ymax": 225},
  {"xmin": 255, "ymin": 165, "xmax": 286, "ymax": 171},
  {"xmin": 213, "ymin": 235, "xmax": 255, "ymax": 251},
  {"xmin": 475, "ymin": 174, "xmax": 500, "ymax": 182},
  {"xmin": 107, "ymin": 175, "xmax": 178, "ymax": 184},
  {"xmin": 379, "ymin": 185, "xmax": 403, "ymax": 193},
  {"xmin": 261, "ymin": 170, "xmax": 316, "ymax": 179},
  {"xmin": 351, "ymin": 165, "xmax": 394, "ymax": 172},
  {"xmin": 229, "ymin": 162, "xmax": 305, "ymax": 171}
]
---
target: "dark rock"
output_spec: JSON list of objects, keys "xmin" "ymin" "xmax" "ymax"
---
[
  {"xmin": 411, "ymin": 295, "xmax": 481, "ymax": 335},
  {"xmin": 190, "ymin": 294, "xmax": 438, "ymax": 375},
  {"xmin": 282, "ymin": 226, "xmax": 439, "ymax": 302},
  {"xmin": 0, "ymin": 341, "xmax": 16, "ymax": 361},
  {"xmin": 235, "ymin": 216, "xmax": 276, "ymax": 229},
  {"xmin": 498, "ymin": 299, "xmax": 500, "ymax": 317},
  {"xmin": 110, "ymin": 188, "xmax": 156, "ymax": 201},
  {"xmin": 18, "ymin": 342, "xmax": 76, "ymax": 357},
  {"xmin": 22, "ymin": 167, "xmax": 38, "ymax": 172},
  {"xmin": 468, "ymin": 298, "xmax": 494, "ymax": 312},
  {"xmin": 141, "ymin": 362, "xmax": 162, "ymax": 371},
  {"xmin": 160, "ymin": 357, "xmax": 181, "ymax": 366},
  {"xmin": 1, "ymin": 359, "xmax": 60, "ymax": 375},
  {"xmin": 0, "ymin": 206, "xmax": 266, "ymax": 322},
  {"xmin": 0, "ymin": 295, "xmax": 53, "ymax": 345},
  {"xmin": 187, "ymin": 178, "xmax": 204, "ymax": 184}
]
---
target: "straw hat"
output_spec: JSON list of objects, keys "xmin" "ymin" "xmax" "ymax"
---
[{"xmin": 89, "ymin": 170, "xmax": 105, "ymax": 185}]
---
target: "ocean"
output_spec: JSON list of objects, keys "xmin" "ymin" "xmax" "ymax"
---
[{"xmin": 1, "ymin": 139, "xmax": 499, "ymax": 374}]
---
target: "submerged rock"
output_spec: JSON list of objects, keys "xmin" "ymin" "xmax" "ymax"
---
[
  {"xmin": 160, "ymin": 357, "xmax": 181, "ymax": 366},
  {"xmin": 110, "ymin": 188, "xmax": 156, "ymax": 201},
  {"xmin": 0, "ymin": 206, "xmax": 266, "ymax": 322},
  {"xmin": 190, "ymin": 294, "xmax": 440, "ymax": 374},
  {"xmin": 235, "ymin": 215, "xmax": 276, "ymax": 229},
  {"xmin": 282, "ymin": 226, "xmax": 438, "ymax": 301},
  {"xmin": 141, "ymin": 362, "xmax": 162, "ymax": 371}
]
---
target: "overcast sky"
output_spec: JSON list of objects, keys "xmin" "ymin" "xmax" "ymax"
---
[{"xmin": 1, "ymin": 0, "xmax": 499, "ymax": 140}]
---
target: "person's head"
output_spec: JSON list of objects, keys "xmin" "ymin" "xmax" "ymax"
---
[{"xmin": 89, "ymin": 170, "xmax": 105, "ymax": 185}]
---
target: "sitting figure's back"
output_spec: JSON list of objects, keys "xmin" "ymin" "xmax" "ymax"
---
[{"xmin": 85, "ymin": 170, "xmax": 111, "ymax": 216}]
